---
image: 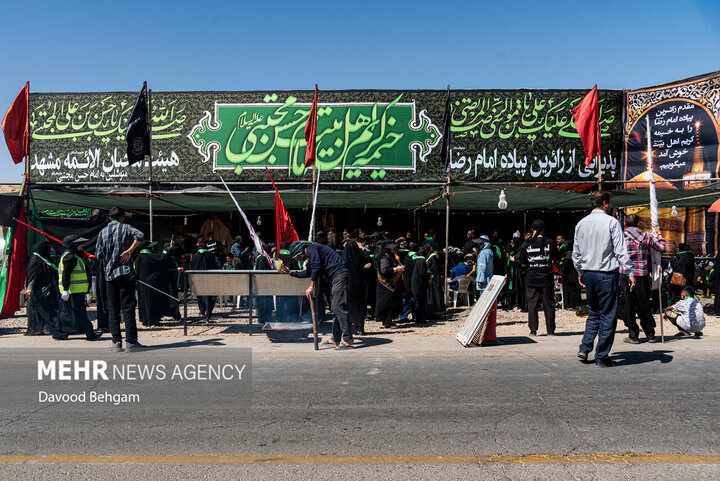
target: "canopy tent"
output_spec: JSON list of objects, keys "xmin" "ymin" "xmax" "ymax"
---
[{"xmin": 29, "ymin": 182, "xmax": 720, "ymax": 213}]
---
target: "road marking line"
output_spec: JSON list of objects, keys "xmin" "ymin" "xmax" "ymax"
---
[{"xmin": 1, "ymin": 454, "xmax": 719, "ymax": 465}]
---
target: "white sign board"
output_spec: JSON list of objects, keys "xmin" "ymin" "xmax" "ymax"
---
[{"xmin": 456, "ymin": 275, "xmax": 506, "ymax": 347}]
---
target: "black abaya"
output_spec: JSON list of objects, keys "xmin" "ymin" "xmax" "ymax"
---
[
  {"xmin": 426, "ymin": 252, "xmax": 445, "ymax": 314},
  {"xmin": 410, "ymin": 255, "xmax": 429, "ymax": 323},
  {"xmin": 25, "ymin": 240, "xmax": 58, "ymax": 335},
  {"xmin": 189, "ymin": 250, "xmax": 217, "ymax": 319},
  {"xmin": 342, "ymin": 240, "xmax": 370, "ymax": 332},
  {"xmin": 136, "ymin": 251, "xmax": 174, "ymax": 326},
  {"xmin": 374, "ymin": 244, "xmax": 402, "ymax": 327}
]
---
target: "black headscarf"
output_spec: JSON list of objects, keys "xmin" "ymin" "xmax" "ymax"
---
[
  {"xmin": 26, "ymin": 240, "xmax": 57, "ymax": 289},
  {"xmin": 373, "ymin": 240, "xmax": 397, "ymax": 270}
]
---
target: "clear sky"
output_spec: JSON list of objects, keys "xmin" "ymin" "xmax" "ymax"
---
[{"xmin": 1, "ymin": 0, "xmax": 719, "ymax": 182}]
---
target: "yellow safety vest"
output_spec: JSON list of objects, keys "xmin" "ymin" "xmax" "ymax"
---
[{"xmin": 58, "ymin": 252, "xmax": 89, "ymax": 294}]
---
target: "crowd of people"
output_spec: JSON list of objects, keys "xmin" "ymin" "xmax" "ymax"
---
[{"xmin": 21, "ymin": 195, "xmax": 711, "ymax": 357}]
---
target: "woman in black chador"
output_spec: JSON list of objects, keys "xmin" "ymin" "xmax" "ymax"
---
[
  {"xmin": 188, "ymin": 242, "xmax": 217, "ymax": 321},
  {"xmin": 135, "ymin": 241, "xmax": 174, "ymax": 326},
  {"xmin": 342, "ymin": 231, "xmax": 371, "ymax": 335},
  {"xmin": 24, "ymin": 240, "xmax": 58, "ymax": 336},
  {"xmin": 425, "ymin": 241, "xmax": 445, "ymax": 316},
  {"xmin": 374, "ymin": 240, "xmax": 404, "ymax": 328},
  {"xmin": 410, "ymin": 244, "xmax": 431, "ymax": 324}
]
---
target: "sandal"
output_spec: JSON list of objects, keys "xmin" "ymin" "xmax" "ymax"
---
[{"xmin": 335, "ymin": 340, "xmax": 354, "ymax": 349}]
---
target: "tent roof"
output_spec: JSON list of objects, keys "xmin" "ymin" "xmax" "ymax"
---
[{"xmin": 29, "ymin": 182, "xmax": 720, "ymax": 214}]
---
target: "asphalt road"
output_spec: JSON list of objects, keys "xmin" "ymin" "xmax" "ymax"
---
[{"xmin": 0, "ymin": 332, "xmax": 718, "ymax": 480}]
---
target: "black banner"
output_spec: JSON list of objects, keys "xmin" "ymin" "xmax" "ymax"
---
[
  {"xmin": 623, "ymin": 71, "xmax": 720, "ymax": 190},
  {"xmin": 28, "ymin": 89, "xmax": 623, "ymax": 185}
]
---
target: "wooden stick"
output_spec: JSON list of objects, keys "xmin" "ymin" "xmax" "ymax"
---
[{"xmin": 308, "ymin": 292, "xmax": 319, "ymax": 350}]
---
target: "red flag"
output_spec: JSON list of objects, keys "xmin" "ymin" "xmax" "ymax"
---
[
  {"xmin": 0, "ymin": 177, "xmax": 28, "ymax": 319},
  {"xmin": 304, "ymin": 84, "xmax": 318, "ymax": 168},
  {"xmin": 2, "ymin": 82, "xmax": 29, "ymax": 164},
  {"xmin": 266, "ymin": 168, "xmax": 300, "ymax": 247},
  {"xmin": 572, "ymin": 84, "xmax": 601, "ymax": 168}
]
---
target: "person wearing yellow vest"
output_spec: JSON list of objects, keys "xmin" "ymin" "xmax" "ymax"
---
[{"xmin": 53, "ymin": 235, "xmax": 101, "ymax": 341}]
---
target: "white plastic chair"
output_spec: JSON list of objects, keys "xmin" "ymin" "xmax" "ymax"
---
[{"xmin": 448, "ymin": 277, "xmax": 473, "ymax": 307}]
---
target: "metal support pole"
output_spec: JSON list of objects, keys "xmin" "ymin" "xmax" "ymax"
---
[
  {"xmin": 659, "ymin": 269, "xmax": 665, "ymax": 343},
  {"xmin": 444, "ymin": 180, "xmax": 450, "ymax": 311},
  {"xmin": 183, "ymin": 271, "xmax": 188, "ymax": 336},
  {"xmin": 147, "ymin": 86, "xmax": 154, "ymax": 242},
  {"xmin": 248, "ymin": 274, "xmax": 253, "ymax": 336}
]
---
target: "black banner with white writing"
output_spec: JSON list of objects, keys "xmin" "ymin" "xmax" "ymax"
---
[
  {"xmin": 28, "ymin": 89, "xmax": 623, "ymax": 185},
  {"xmin": 623, "ymin": 71, "xmax": 720, "ymax": 190}
]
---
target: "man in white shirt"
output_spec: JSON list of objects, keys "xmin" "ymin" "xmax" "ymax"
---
[{"xmin": 572, "ymin": 191, "xmax": 634, "ymax": 367}]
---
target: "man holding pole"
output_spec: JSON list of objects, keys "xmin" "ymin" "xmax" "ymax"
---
[
  {"xmin": 619, "ymin": 214, "xmax": 666, "ymax": 344},
  {"xmin": 285, "ymin": 240, "xmax": 352, "ymax": 349}
]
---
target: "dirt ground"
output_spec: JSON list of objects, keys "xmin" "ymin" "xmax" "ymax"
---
[{"xmin": 2, "ymin": 297, "xmax": 718, "ymax": 340}]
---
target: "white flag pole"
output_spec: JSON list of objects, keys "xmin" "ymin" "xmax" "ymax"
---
[
  {"xmin": 219, "ymin": 175, "xmax": 272, "ymax": 265},
  {"xmin": 646, "ymin": 115, "xmax": 664, "ymax": 343},
  {"xmin": 308, "ymin": 166, "xmax": 321, "ymax": 241}
]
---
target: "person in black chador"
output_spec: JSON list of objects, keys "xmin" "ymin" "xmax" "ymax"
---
[
  {"xmin": 135, "ymin": 240, "xmax": 174, "ymax": 327},
  {"xmin": 54, "ymin": 235, "xmax": 101, "ymax": 341},
  {"xmin": 189, "ymin": 242, "xmax": 217, "ymax": 321},
  {"xmin": 556, "ymin": 236, "xmax": 582, "ymax": 309},
  {"xmin": 400, "ymin": 242, "xmax": 419, "ymax": 323},
  {"xmin": 504, "ymin": 233, "xmax": 522, "ymax": 310},
  {"xmin": 410, "ymin": 243, "xmax": 431, "ymax": 324},
  {"xmin": 342, "ymin": 231, "xmax": 372, "ymax": 335},
  {"xmin": 24, "ymin": 240, "xmax": 58, "ymax": 336},
  {"xmin": 162, "ymin": 242, "xmax": 183, "ymax": 321},
  {"xmin": 425, "ymin": 240, "xmax": 445, "ymax": 316},
  {"xmin": 374, "ymin": 240, "xmax": 405, "ymax": 328},
  {"xmin": 671, "ymin": 243, "xmax": 695, "ymax": 303},
  {"xmin": 517, "ymin": 220, "xmax": 557, "ymax": 336}
]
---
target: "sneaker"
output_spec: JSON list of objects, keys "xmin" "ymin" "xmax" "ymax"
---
[
  {"xmin": 623, "ymin": 337, "xmax": 640, "ymax": 344},
  {"xmin": 646, "ymin": 336, "xmax": 658, "ymax": 343},
  {"xmin": 111, "ymin": 342, "xmax": 124, "ymax": 352},
  {"xmin": 577, "ymin": 350, "xmax": 588, "ymax": 361},
  {"xmin": 595, "ymin": 358, "xmax": 614, "ymax": 368},
  {"xmin": 695, "ymin": 332, "xmax": 703, "ymax": 337},
  {"xmin": 529, "ymin": 331, "xmax": 537, "ymax": 336},
  {"xmin": 86, "ymin": 331, "xmax": 102, "ymax": 341},
  {"xmin": 125, "ymin": 342, "xmax": 147, "ymax": 352}
]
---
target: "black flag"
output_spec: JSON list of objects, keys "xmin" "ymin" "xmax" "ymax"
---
[
  {"xmin": 440, "ymin": 85, "xmax": 452, "ymax": 174},
  {"xmin": 125, "ymin": 81, "xmax": 151, "ymax": 165},
  {"xmin": 0, "ymin": 195, "xmax": 23, "ymax": 227}
]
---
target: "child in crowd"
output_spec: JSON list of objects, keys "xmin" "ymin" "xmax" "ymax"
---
[{"xmin": 664, "ymin": 286, "xmax": 705, "ymax": 337}]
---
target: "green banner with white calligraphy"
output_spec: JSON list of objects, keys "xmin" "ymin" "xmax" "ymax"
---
[{"xmin": 28, "ymin": 89, "xmax": 623, "ymax": 185}]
